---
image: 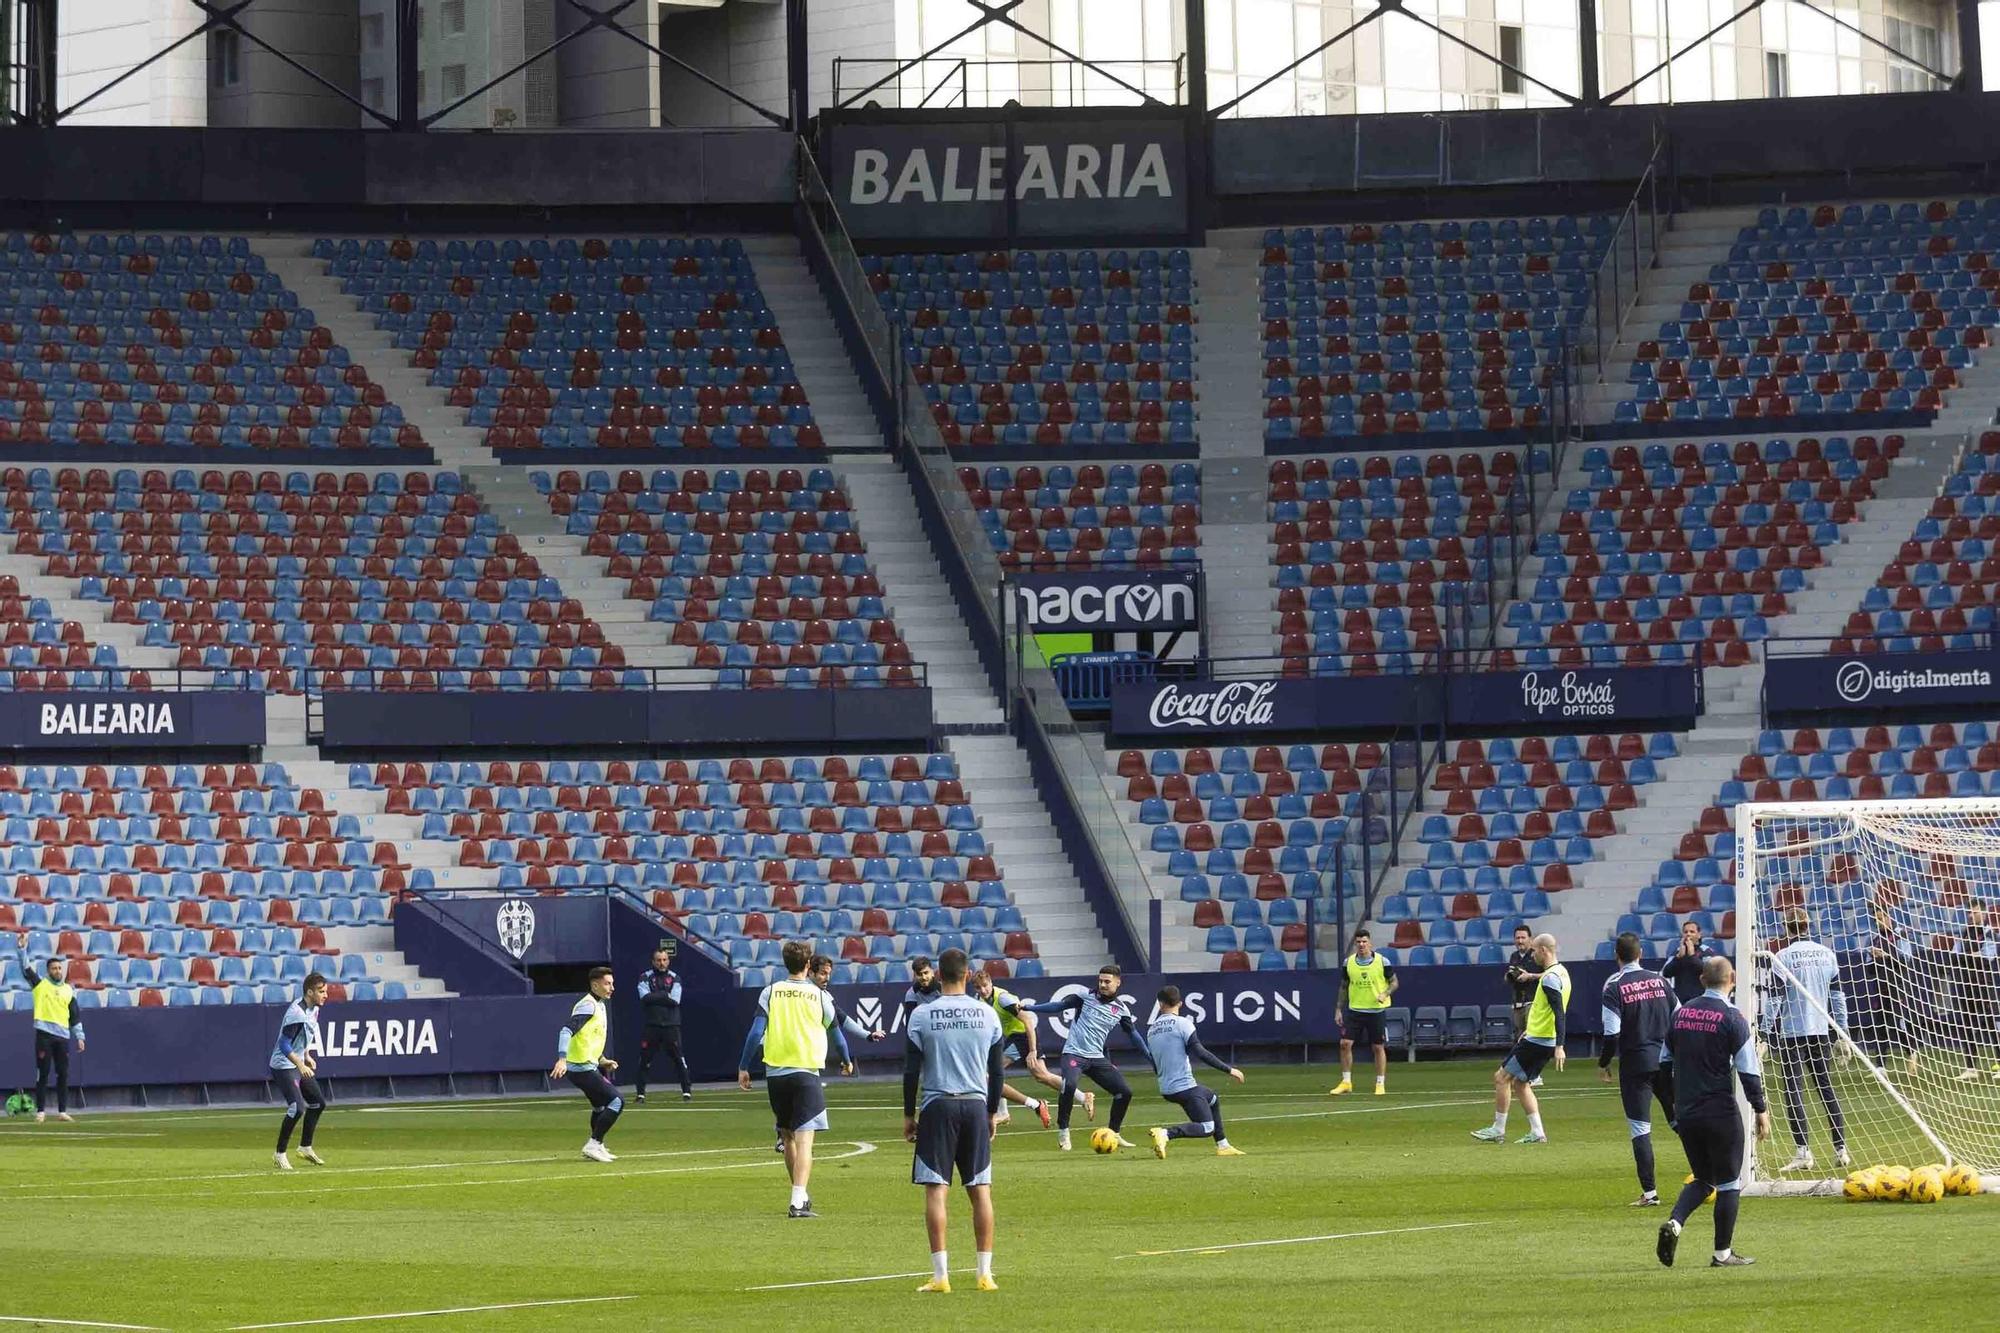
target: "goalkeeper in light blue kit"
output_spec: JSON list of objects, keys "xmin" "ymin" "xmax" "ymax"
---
[{"xmin": 1144, "ymin": 986, "xmax": 1245, "ymax": 1158}]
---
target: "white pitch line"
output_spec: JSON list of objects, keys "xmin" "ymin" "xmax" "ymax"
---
[
  {"xmin": 44, "ymin": 1142, "xmax": 879, "ymax": 1204},
  {"xmin": 0, "ymin": 1131, "xmax": 163, "ymax": 1139},
  {"xmin": 1121, "ymin": 1220, "xmax": 1493, "ymax": 1259},
  {"xmin": 0, "ymin": 1318, "xmax": 166, "ymax": 1331},
  {"xmin": 226, "ymin": 1295, "xmax": 639, "ymax": 1329},
  {"xmin": 744, "ymin": 1268, "xmax": 974, "ymax": 1292},
  {"xmin": 25, "ymin": 1144, "xmax": 804, "ymax": 1192}
]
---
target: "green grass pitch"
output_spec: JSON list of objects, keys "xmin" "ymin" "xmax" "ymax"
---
[{"xmin": 2, "ymin": 1062, "xmax": 1996, "ymax": 1330}]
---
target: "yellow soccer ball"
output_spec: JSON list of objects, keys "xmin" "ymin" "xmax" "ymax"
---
[
  {"xmin": 1909, "ymin": 1166, "xmax": 1946, "ymax": 1203},
  {"xmin": 1089, "ymin": 1128, "xmax": 1120, "ymax": 1155},
  {"xmin": 1873, "ymin": 1166, "xmax": 1911, "ymax": 1202},
  {"xmin": 1966, "ymin": 1170, "xmax": 1986, "ymax": 1197},
  {"xmin": 1843, "ymin": 1168, "xmax": 1880, "ymax": 1201},
  {"xmin": 1941, "ymin": 1164, "xmax": 1972, "ymax": 1196}
]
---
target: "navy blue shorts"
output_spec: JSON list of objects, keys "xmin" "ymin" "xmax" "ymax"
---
[
  {"xmin": 1502, "ymin": 1039, "xmax": 1555, "ymax": 1083},
  {"xmin": 566, "ymin": 1066, "xmax": 617, "ymax": 1109},
  {"xmin": 768, "ymin": 1072, "xmax": 829, "ymax": 1132},
  {"xmin": 1343, "ymin": 1010, "xmax": 1388, "ymax": 1047},
  {"xmin": 913, "ymin": 1098, "xmax": 991, "ymax": 1187}
]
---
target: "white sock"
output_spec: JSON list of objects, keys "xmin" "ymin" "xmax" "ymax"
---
[
  {"xmin": 931, "ymin": 1251, "xmax": 949, "ymax": 1281},
  {"xmin": 1492, "ymin": 1111, "xmax": 1508, "ymax": 1132},
  {"xmin": 1528, "ymin": 1113, "xmax": 1544, "ymax": 1136},
  {"xmin": 1215, "ymin": 1137, "xmax": 1231, "ymax": 1148},
  {"xmin": 976, "ymin": 1251, "xmax": 992, "ymax": 1279},
  {"xmin": 1028, "ymin": 1099, "xmax": 1041, "ymax": 1112},
  {"xmin": 1666, "ymin": 1218, "xmax": 1682, "ymax": 1235},
  {"xmin": 1713, "ymin": 1248, "xmax": 1731, "ymax": 1262},
  {"xmin": 790, "ymin": 1185, "xmax": 808, "ymax": 1208},
  {"xmin": 1374, "ymin": 1075, "xmax": 1385, "ymax": 1086},
  {"xmin": 585, "ymin": 1138, "xmax": 600, "ymax": 1150}
]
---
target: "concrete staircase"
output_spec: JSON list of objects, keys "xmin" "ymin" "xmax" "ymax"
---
[
  {"xmin": 1189, "ymin": 241, "xmax": 1265, "ymax": 458},
  {"xmin": 840, "ymin": 457, "xmax": 1007, "ymax": 729},
  {"xmin": 251, "ymin": 238, "xmax": 492, "ymax": 471},
  {"xmin": 744, "ymin": 239, "xmax": 885, "ymax": 454},
  {"xmin": 949, "ymin": 733, "xmax": 1108, "ymax": 975},
  {"xmin": 1194, "ymin": 459, "xmax": 1280, "ymax": 666}
]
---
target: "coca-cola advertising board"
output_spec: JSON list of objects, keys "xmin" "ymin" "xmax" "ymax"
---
[{"xmin": 1110, "ymin": 678, "xmax": 1319, "ymax": 736}]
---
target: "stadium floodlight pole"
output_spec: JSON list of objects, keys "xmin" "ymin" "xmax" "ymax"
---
[
  {"xmin": 1208, "ymin": 2, "xmax": 1385, "ymax": 120},
  {"xmin": 1960, "ymin": 0, "xmax": 1985, "ymax": 93},
  {"xmin": 1600, "ymin": 0, "xmax": 1765, "ymax": 107}
]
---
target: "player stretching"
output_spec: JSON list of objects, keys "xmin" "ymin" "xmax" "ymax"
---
[
  {"xmin": 969, "ymin": 969, "xmax": 1055, "ymax": 1128},
  {"xmin": 1145, "ymin": 986, "xmax": 1245, "ymax": 1158},
  {"xmin": 1598, "ymin": 932, "xmax": 1677, "ymax": 1205},
  {"xmin": 1024, "ymin": 964, "xmax": 1152, "ymax": 1151},
  {"xmin": 1472, "ymin": 932, "xmax": 1568, "ymax": 1144},
  {"xmin": 739, "ymin": 941, "xmax": 851, "ymax": 1217},
  {"xmin": 1331, "ymin": 928, "xmax": 1397, "ymax": 1096},
  {"xmin": 1770, "ymin": 911, "xmax": 1850, "ymax": 1172},
  {"xmin": 551, "ymin": 966, "xmax": 623, "ymax": 1163},
  {"xmin": 271, "ymin": 971, "xmax": 329, "ymax": 1170},
  {"xmin": 903, "ymin": 948, "xmax": 1005, "ymax": 1294},
  {"xmin": 23, "ymin": 958, "xmax": 83, "ymax": 1123},
  {"xmin": 1657, "ymin": 956, "xmax": 1770, "ymax": 1269}
]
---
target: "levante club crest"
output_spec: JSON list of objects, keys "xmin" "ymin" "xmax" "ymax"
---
[{"xmin": 496, "ymin": 899, "xmax": 536, "ymax": 960}]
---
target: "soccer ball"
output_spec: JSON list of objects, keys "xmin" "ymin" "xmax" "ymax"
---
[
  {"xmin": 1872, "ymin": 1166, "xmax": 1912, "ymax": 1202},
  {"xmin": 1843, "ymin": 1169, "xmax": 1880, "ymax": 1201},
  {"xmin": 1089, "ymin": 1128, "xmax": 1120, "ymax": 1155},
  {"xmin": 1909, "ymin": 1166, "xmax": 1946, "ymax": 1204},
  {"xmin": 1942, "ymin": 1163, "xmax": 1984, "ymax": 1196}
]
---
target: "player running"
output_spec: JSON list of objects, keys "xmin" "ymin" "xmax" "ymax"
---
[
  {"xmin": 1472, "ymin": 932, "xmax": 1568, "ymax": 1144},
  {"xmin": 1023, "ymin": 964, "xmax": 1152, "ymax": 1151},
  {"xmin": 1657, "ymin": 956, "xmax": 1771, "ymax": 1269},
  {"xmin": 271, "ymin": 971, "xmax": 329, "ymax": 1170},
  {"xmin": 551, "ymin": 966, "xmax": 623, "ymax": 1163},
  {"xmin": 1145, "ymin": 985, "xmax": 1245, "ymax": 1158},
  {"xmin": 1331, "ymin": 928, "xmax": 1397, "ymax": 1096},
  {"xmin": 23, "ymin": 957, "xmax": 83, "ymax": 1123},
  {"xmin": 969, "ymin": 969, "xmax": 1056, "ymax": 1129},
  {"xmin": 759, "ymin": 953, "xmax": 884, "ymax": 1155},
  {"xmin": 903, "ymin": 948, "xmax": 1005, "ymax": 1294},
  {"xmin": 739, "ymin": 941, "xmax": 852, "ymax": 1217},
  {"xmin": 1598, "ymin": 931, "xmax": 1678, "ymax": 1205}
]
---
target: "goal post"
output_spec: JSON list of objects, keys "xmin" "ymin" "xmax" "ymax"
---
[{"xmin": 1736, "ymin": 798, "xmax": 2000, "ymax": 1196}]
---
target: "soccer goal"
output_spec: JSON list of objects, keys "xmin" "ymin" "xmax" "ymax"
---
[{"xmin": 1736, "ymin": 799, "xmax": 2000, "ymax": 1196}]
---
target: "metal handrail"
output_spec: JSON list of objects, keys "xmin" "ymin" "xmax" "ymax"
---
[{"xmin": 833, "ymin": 54, "xmax": 1186, "ymax": 109}]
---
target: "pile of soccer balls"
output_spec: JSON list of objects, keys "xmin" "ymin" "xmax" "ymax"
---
[{"xmin": 1843, "ymin": 1163, "xmax": 1985, "ymax": 1203}]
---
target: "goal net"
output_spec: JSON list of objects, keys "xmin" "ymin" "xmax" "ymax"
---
[{"xmin": 1737, "ymin": 799, "xmax": 2000, "ymax": 1196}]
